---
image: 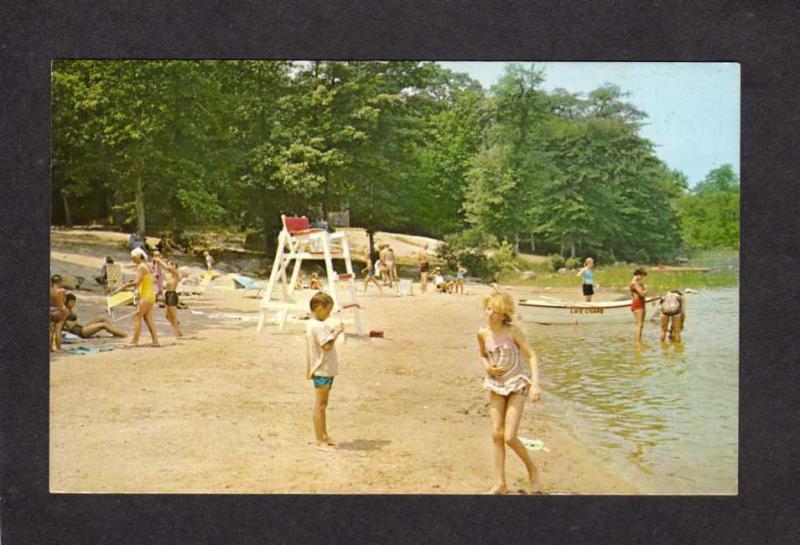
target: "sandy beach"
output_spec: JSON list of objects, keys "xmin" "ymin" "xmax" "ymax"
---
[{"xmin": 50, "ymin": 229, "xmax": 638, "ymax": 494}]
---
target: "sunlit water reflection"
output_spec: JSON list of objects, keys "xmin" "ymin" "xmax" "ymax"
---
[{"xmin": 528, "ymin": 287, "xmax": 738, "ymax": 494}]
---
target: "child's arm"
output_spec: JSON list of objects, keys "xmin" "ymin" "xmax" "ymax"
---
[
  {"xmin": 576, "ymin": 266, "xmax": 586, "ymax": 277},
  {"xmin": 321, "ymin": 324, "xmax": 344, "ymax": 352},
  {"xmin": 512, "ymin": 326, "xmax": 541, "ymax": 402}
]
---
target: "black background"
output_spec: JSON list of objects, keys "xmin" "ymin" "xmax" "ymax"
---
[{"xmin": 1, "ymin": 1, "xmax": 798, "ymax": 543}]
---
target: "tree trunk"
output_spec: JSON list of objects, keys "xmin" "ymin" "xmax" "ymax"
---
[
  {"xmin": 529, "ymin": 234, "xmax": 535, "ymax": 253},
  {"xmin": 570, "ymin": 241, "xmax": 576, "ymax": 259},
  {"xmin": 514, "ymin": 232, "xmax": 520, "ymax": 254},
  {"xmin": 135, "ymin": 175, "xmax": 146, "ymax": 234},
  {"xmin": 367, "ymin": 229, "xmax": 375, "ymax": 261},
  {"xmin": 61, "ymin": 190, "xmax": 72, "ymax": 227}
]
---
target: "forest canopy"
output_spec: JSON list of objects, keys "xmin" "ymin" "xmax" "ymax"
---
[{"xmin": 51, "ymin": 60, "xmax": 740, "ymax": 261}]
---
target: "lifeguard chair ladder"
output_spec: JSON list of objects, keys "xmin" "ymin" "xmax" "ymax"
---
[{"xmin": 257, "ymin": 215, "xmax": 365, "ymax": 335}]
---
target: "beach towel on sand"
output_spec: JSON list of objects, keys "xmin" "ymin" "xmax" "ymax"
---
[{"xmin": 65, "ymin": 346, "xmax": 115, "ymax": 355}]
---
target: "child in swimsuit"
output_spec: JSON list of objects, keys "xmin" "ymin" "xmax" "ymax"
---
[
  {"xmin": 476, "ymin": 289, "xmax": 541, "ymax": 494},
  {"xmin": 361, "ymin": 256, "xmax": 382, "ymax": 294},
  {"xmin": 629, "ymin": 268, "xmax": 648, "ymax": 342},
  {"xmin": 122, "ymin": 248, "xmax": 160, "ymax": 347},
  {"xmin": 454, "ymin": 263, "xmax": 466, "ymax": 295},
  {"xmin": 576, "ymin": 257, "xmax": 594, "ymax": 302},
  {"xmin": 50, "ymin": 274, "xmax": 67, "ymax": 351},
  {"xmin": 154, "ymin": 256, "xmax": 182, "ymax": 338}
]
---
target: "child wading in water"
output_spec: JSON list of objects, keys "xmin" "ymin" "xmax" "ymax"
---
[
  {"xmin": 306, "ymin": 292, "xmax": 344, "ymax": 449},
  {"xmin": 477, "ymin": 290, "xmax": 541, "ymax": 494}
]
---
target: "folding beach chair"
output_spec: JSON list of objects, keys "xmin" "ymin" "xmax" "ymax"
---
[
  {"xmin": 233, "ymin": 275, "xmax": 265, "ymax": 297},
  {"xmin": 105, "ymin": 263, "xmax": 136, "ymax": 322}
]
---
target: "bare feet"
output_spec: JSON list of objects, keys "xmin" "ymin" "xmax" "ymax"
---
[
  {"xmin": 322, "ymin": 436, "xmax": 336, "ymax": 446},
  {"xmin": 489, "ymin": 483, "xmax": 508, "ymax": 494}
]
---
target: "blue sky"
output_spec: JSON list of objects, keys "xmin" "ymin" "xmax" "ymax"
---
[{"xmin": 438, "ymin": 62, "xmax": 740, "ymax": 186}]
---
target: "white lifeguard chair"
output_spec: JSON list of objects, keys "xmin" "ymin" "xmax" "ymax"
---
[{"xmin": 257, "ymin": 215, "xmax": 365, "ymax": 335}]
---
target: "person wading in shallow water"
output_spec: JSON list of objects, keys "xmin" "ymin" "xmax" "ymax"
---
[{"xmin": 630, "ymin": 268, "xmax": 648, "ymax": 343}]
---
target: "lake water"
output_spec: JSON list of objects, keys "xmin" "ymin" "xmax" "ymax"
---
[{"xmin": 528, "ymin": 287, "xmax": 739, "ymax": 494}]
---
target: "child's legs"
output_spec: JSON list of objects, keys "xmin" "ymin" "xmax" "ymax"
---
[
  {"xmin": 489, "ymin": 392, "xmax": 508, "ymax": 487},
  {"xmin": 54, "ymin": 320, "xmax": 64, "ymax": 349},
  {"xmin": 313, "ymin": 385, "xmax": 331, "ymax": 442},
  {"xmin": 421, "ymin": 272, "xmax": 428, "ymax": 292},
  {"xmin": 503, "ymin": 393, "xmax": 536, "ymax": 478},
  {"xmin": 166, "ymin": 306, "xmax": 182, "ymax": 335}
]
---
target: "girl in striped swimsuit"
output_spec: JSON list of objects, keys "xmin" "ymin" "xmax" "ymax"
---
[{"xmin": 477, "ymin": 290, "xmax": 541, "ymax": 494}]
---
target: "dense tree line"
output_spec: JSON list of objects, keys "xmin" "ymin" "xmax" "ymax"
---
[{"xmin": 51, "ymin": 60, "xmax": 738, "ymax": 261}]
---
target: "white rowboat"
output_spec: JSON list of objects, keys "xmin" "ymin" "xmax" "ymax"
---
[{"xmin": 518, "ymin": 296, "xmax": 661, "ymax": 325}]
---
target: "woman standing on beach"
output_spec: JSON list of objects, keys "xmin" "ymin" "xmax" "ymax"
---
[
  {"xmin": 122, "ymin": 248, "xmax": 160, "ymax": 347},
  {"xmin": 418, "ymin": 243, "xmax": 430, "ymax": 293},
  {"xmin": 630, "ymin": 268, "xmax": 648, "ymax": 342},
  {"xmin": 477, "ymin": 290, "xmax": 541, "ymax": 494},
  {"xmin": 576, "ymin": 257, "xmax": 594, "ymax": 302}
]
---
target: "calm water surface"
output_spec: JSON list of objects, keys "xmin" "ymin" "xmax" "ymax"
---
[{"xmin": 529, "ymin": 287, "xmax": 738, "ymax": 494}]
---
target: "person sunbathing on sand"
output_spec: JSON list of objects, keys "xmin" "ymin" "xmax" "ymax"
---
[
  {"xmin": 477, "ymin": 290, "xmax": 541, "ymax": 494},
  {"xmin": 309, "ymin": 272, "xmax": 321, "ymax": 290},
  {"xmin": 63, "ymin": 294, "xmax": 128, "ymax": 339}
]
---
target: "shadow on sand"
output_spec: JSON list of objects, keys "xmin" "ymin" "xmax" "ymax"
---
[{"xmin": 336, "ymin": 439, "xmax": 391, "ymax": 452}]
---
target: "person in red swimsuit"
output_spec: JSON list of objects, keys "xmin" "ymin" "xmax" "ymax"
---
[{"xmin": 630, "ymin": 268, "xmax": 648, "ymax": 342}]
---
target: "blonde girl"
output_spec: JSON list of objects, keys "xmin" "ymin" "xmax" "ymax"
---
[{"xmin": 476, "ymin": 290, "xmax": 541, "ymax": 494}]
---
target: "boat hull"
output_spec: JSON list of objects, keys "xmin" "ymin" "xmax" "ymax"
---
[{"xmin": 517, "ymin": 297, "xmax": 661, "ymax": 325}]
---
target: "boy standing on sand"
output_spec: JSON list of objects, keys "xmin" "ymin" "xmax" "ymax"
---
[{"xmin": 306, "ymin": 292, "xmax": 344, "ymax": 449}]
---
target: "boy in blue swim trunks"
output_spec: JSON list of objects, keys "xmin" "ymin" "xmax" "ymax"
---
[{"xmin": 306, "ymin": 292, "xmax": 344, "ymax": 448}]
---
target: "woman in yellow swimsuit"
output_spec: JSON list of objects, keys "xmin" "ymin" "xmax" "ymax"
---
[{"xmin": 123, "ymin": 248, "xmax": 160, "ymax": 347}]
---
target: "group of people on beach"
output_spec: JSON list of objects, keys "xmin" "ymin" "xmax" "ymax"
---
[
  {"xmin": 577, "ymin": 257, "xmax": 686, "ymax": 343},
  {"xmin": 49, "ymin": 241, "xmax": 195, "ymax": 352}
]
